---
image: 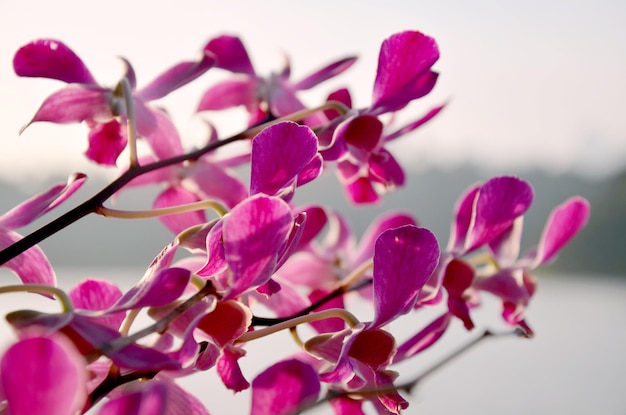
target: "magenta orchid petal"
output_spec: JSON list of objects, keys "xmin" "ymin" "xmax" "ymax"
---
[
  {"xmin": 344, "ymin": 176, "xmax": 380, "ymax": 204},
  {"xmin": 203, "ymin": 34, "xmax": 256, "ymax": 75},
  {"xmin": 0, "ymin": 230, "xmax": 56, "ymax": 287},
  {"xmin": 292, "ymin": 56, "xmax": 357, "ymax": 91},
  {"xmin": 217, "ymin": 345, "xmax": 250, "ymax": 392},
  {"xmin": 154, "ymin": 186, "xmax": 206, "ymax": 235},
  {"xmin": 197, "ymin": 299, "xmax": 252, "ymax": 347},
  {"xmin": 448, "ymin": 184, "xmax": 480, "ymax": 253},
  {"xmin": 223, "ymin": 195, "xmax": 293, "ymax": 298},
  {"xmin": 374, "ymin": 370, "xmax": 409, "ymax": 414},
  {"xmin": 187, "ymin": 162, "xmax": 248, "ymax": 208},
  {"xmin": 369, "ymin": 148, "xmax": 405, "ymax": 188},
  {"xmin": 393, "ymin": 313, "xmax": 452, "ymax": 363},
  {"xmin": 372, "ymin": 225, "xmax": 440, "ymax": 328},
  {"xmin": 251, "ymin": 359, "xmax": 321, "ymax": 415},
  {"xmin": 324, "ymin": 88, "xmax": 353, "ymax": 120},
  {"xmin": 250, "ymin": 122, "xmax": 319, "ymax": 196},
  {"xmin": 384, "ymin": 104, "xmax": 446, "ymax": 142},
  {"xmin": 372, "ymin": 31, "xmax": 439, "ymax": 113},
  {"xmin": 197, "ymin": 78, "xmax": 259, "ymax": 112},
  {"xmin": 13, "ymin": 39, "xmax": 96, "ymax": 84},
  {"xmin": 1, "ymin": 335, "xmax": 87, "ymax": 415},
  {"xmin": 0, "ymin": 173, "xmax": 86, "ymax": 229},
  {"xmin": 330, "ymin": 396, "xmax": 365, "ymax": 415},
  {"xmin": 26, "ymin": 84, "xmax": 112, "ymax": 125},
  {"xmin": 296, "ymin": 154, "xmax": 324, "ymax": 187},
  {"xmin": 86, "ymin": 119, "xmax": 127, "ymax": 166},
  {"xmin": 112, "ymin": 267, "xmax": 191, "ymax": 311},
  {"xmin": 69, "ymin": 278, "xmax": 124, "ymax": 330},
  {"xmin": 531, "ymin": 196, "xmax": 591, "ymax": 266},
  {"xmin": 352, "ymin": 211, "xmax": 417, "ymax": 266},
  {"xmin": 488, "ymin": 217, "xmax": 524, "ymax": 268},
  {"xmin": 135, "ymin": 102, "xmax": 184, "ymax": 159},
  {"xmin": 338, "ymin": 115, "xmax": 384, "ymax": 155},
  {"xmin": 196, "ymin": 220, "xmax": 228, "ymax": 278},
  {"xmin": 465, "ymin": 176, "xmax": 534, "ymax": 253},
  {"xmin": 134, "ymin": 52, "xmax": 214, "ymax": 101},
  {"xmin": 275, "ymin": 212, "xmax": 307, "ymax": 270},
  {"xmin": 96, "ymin": 380, "xmax": 167, "ymax": 415},
  {"xmin": 294, "ymin": 205, "xmax": 328, "ymax": 250}
]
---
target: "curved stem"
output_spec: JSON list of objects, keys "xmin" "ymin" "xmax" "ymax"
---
[
  {"xmin": 0, "ymin": 284, "xmax": 74, "ymax": 312},
  {"xmin": 96, "ymin": 199, "xmax": 228, "ymax": 219},
  {"xmin": 237, "ymin": 308, "xmax": 360, "ymax": 344}
]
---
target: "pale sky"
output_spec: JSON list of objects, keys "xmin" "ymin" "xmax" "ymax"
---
[{"xmin": 1, "ymin": 0, "xmax": 625, "ymax": 184}]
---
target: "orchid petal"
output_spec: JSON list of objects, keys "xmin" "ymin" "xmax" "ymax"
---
[
  {"xmin": 69, "ymin": 278, "xmax": 124, "ymax": 330},
  {"xmin": 203, "ymin": 35, "xmax": 256, "ymax": 75},
  {"xmin": 372, "ymin": 225, "xmax": 440, "ymax": 328},
  {"xmin": 251, "ymin": 359, "xmax": 321, "ymax": 415},
  {"xmin": 488, "ymin": 216, "xmax": 524, "ymax": 268},
  {"xmin": 96, "ymin": 381, "xmax": 167, "ymax": 415},
  {"xmin": 186, "ymin": 162, "xmax": 248, "ymax": 208},
  {"xmin": 448, "ymin": 184, "xmax": 480, "ymax": 253},
  {"xmin": 197, "ymin": 300, "xmax": 252, "ymax": 347},
  {"xmin": 385, "ymin": 104, "xmax": 445, "ymax": 142},
  {"xmin": 368, "ymin": 148, "xmax": 405, "ymax": 189},
  {"xmin": 250, "ymin": 122, "xmax": 319, "ymax": 196},
  {"xmin": 343, "ymin": 176, "xmax": 380, "ymax": 204},
  {"xmin": 86, "ymin": 119, "xmax": 127, "ymax": 166},
  {"xmin": 112, "ymin": 267, "xmax": 190, "ymax": 311},
  {"xmin": 135, "ymin": 52, "xmax": 214, "ymax": 101},
  {"xmin": 296, "ymin": 154, "xmax": 324, "ymax": 187},
  {"xmin": 292, "ymin": 56, "xmax": 357, "ymax": 91},
  {"xmin": 1, "ymin": 335, "xmax": 87, "ymax": 415},
  {"xmin": 0, "ymin": 230, "xmax": 56, "ymax": 286},
  {"xmin": 465, "ymin": 176, "xmax": 534, "ymax": 253},
  {"xmin": 223, "ymin": 195, "xmax": 293, "ymax": 298},
  {"xmin": 135, "ymin": 103, "xmax": 184, "ymax": 159},
  {"xmin": 324, "ymin": 88, "xmax": 353, "ymax": 120},
  {"xmin": 197, "ymin": 78, "xmax": 259, "ymax": 112},
  {"xmin": 0, "ymin": 173, "xmax": 86, "ymax": 229},
  {"xmin": 348, "ymin": 329, "xmax": 396, "ymax": 371},
  {"xmin": 24, "ymin": 84, "xmax": 111, "ymax": 126},
  {"xmin": 532, "ymin": 196, "xmax": 590, "ymax": 266},
  {"xmin": 352, "ymin": 211, "xmax": 417, "ymax": 266},
  {"xmin": 13, "ymin": 39, "xmax": 96, "ymax": 84},
  {"xmin": 217, "ymin": 345, "xmax": 249, "ymax": 392},
  {"xmin": 393, "ymin": 313, "xmax": 451, "ymax": 363},
  {"xmin": 338, "ymin": 115, "xmax": 384, "ymax": 154},
  {"xmin": 196, "ymin": 220, "xmax": 228, "ymax": 278},
  {"xmin": 154, "ymin": 186, "xmax": 206, "ymax": 235},
  {"xmin": 372, "ymin": 31, "xmax": 439, "ymax": 113}
]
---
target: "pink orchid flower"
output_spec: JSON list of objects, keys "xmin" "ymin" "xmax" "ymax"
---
[
  {"xmin": 198, "ymin": 34, "xmax": 356, "ymax": 127},
  {"xmin": 14, "ymin": 39, "xmax": 214, "ymax": 165}
]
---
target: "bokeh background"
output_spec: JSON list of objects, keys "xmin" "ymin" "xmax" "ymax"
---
[{"xmin": 0, "ymin": 1, "xmax": 624, "ymax": 413}]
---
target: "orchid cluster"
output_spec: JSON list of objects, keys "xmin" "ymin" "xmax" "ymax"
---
[{"xmin": 0, "ymin": 29, "xmax": 589, "ymax": 415}]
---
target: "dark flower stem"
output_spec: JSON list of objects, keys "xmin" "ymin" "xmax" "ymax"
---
[
  {"xmin": 0, "ymin": 134, "xmax": 244, "ymax": 266},
  {"xmin": 251, "ymin": 278, "xmax": 372, "ymax": 326}
]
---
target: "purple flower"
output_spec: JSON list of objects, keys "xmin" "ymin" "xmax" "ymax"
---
[
  {"xmin": 14, "ymin": 39, "xmax": 214, "ymax": 165},
  {"xmin": 198, "ymin": 34, "xmax": 356, "ymax": 127}
]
